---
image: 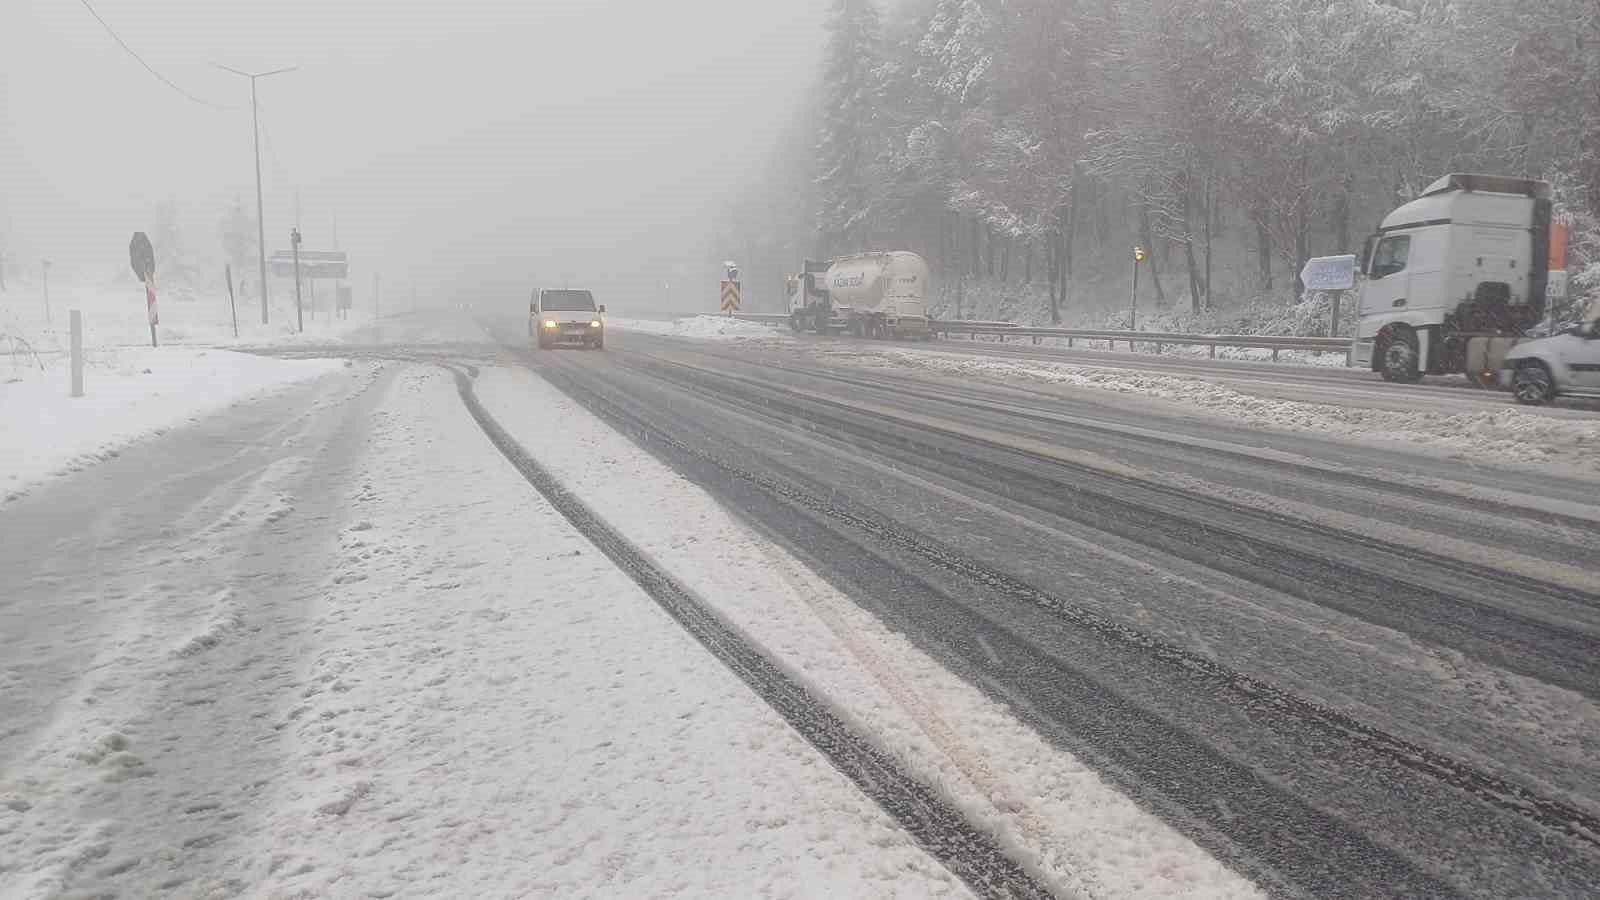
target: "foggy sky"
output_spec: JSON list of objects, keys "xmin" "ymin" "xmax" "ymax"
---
[{"xmin": 1, "ymin": 0, "xmax": 821, "ymax": 307}]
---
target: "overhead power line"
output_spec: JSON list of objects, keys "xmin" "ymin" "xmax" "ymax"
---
[{"xmin": 76, "ymin": 0, "xmax": 233, "ymax": 110}]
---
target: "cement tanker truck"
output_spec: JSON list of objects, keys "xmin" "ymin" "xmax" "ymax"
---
[{"xmin": 786, "ymin": 251, "xmax": 932, "ymax": 339}]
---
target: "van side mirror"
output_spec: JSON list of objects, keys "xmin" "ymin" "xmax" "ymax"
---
[{"xmin": 598, "ymin": 304, "xmax": 607, "ymax": 314}]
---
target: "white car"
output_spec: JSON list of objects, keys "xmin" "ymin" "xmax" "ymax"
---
[{"xmin": 1500, "ymin": 319, "xmax": 1600, "ymax": 404}]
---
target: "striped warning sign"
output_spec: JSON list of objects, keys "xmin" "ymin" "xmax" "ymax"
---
[{"xmin": 721, "ymin": 280, "xmax": 741, "ymax": 313}]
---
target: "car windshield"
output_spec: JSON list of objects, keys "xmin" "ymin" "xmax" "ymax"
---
[{"xmin": 541, "ymin": 291, "xmax": 595, "ymax": 312}]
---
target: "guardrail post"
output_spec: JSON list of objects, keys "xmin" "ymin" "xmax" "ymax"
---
[
  {"xmin": 1155, "ymin": 342, "xmax": 1163, "ymax": 354},
  {"xmin": 1068, "ymin": 337, "xmax": 1074, "ymax": 348},
  {"xmin": 1272, "ymin": 348, "xmax": 1280, "ymax": 362},
  {"xmin": 1209, "ymin": 345, "xmax": 1216, "ymax": 359}
]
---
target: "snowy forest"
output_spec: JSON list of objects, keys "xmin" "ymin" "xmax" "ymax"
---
[{"xmin": 723, "ymin": 0, "xmax": 1600, "ymax": 331}]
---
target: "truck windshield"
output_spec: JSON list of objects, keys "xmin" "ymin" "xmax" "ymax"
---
[
  {"xmin": 1370, "ymin": 235, "xmax": 1411, "ymax": 278},
  {"xmin": 542, "ymin": 291, "xmax": 596, "ymax": 311}
]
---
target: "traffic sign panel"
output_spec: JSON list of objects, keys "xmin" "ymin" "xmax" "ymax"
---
[
  {"xmin": 1300, "ymin": 255, "xmax": 1357, "ymax": 291},
  {"xmin": 721, "ymin": 280, "xmax": 741, "ymax": 312}
]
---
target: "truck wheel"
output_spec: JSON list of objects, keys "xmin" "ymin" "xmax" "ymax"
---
[
  {"xmin": 1512, "ymin": 361, "xmax": 1555, "ymax": 405},
  {"xmin": 1379, "ymin": 328, "xmax": 1423, "ymax": 384},
  {"xmin": 789, "ymin": 313, "xmax": 804, "ymax": 333}
]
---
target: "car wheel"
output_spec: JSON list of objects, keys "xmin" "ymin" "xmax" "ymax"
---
[
  {"xmin": 1379, "ymin": 328, "xmax": 1423, "ymax": 384},
  {"xmin": 1512, "ymin": 361, "xmax": 1555, "ymax": 405}
]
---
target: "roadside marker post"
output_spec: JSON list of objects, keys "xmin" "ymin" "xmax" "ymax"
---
[{"xmin": 721, "ymin": 280, "xmax": 741, "ymax": 315}]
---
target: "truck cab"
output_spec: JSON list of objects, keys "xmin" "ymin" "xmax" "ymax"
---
[
  {"xmin": 531, "ymin": 289, "xmax": 606, "ymax": 350},
  {"xmin": 1351, "ymin": 174, "xmax": 1550, "ymax": 383}
]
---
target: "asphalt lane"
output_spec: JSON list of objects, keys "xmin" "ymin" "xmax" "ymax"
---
[{"xmin": 511, "ymin": 323, "xmax": 1600, "ymax": 899}]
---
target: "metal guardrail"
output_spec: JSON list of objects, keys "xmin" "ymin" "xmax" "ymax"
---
[
  {"xmin": 928, "ymin": 322, "xmax": 1351, "ymax": 360},
  {"xmin": 728, "ymin": 312, "xmax": 1350, "ymax": 361}
]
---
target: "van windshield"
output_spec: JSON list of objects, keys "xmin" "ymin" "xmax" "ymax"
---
[{"xmin": 542, "ymin": 291, "xmax": 596, "ymax": 311}]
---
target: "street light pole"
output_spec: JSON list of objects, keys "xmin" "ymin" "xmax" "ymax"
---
[{"xmin": 215, "ymin": 64, "xmax": 297, "ymax": 326}]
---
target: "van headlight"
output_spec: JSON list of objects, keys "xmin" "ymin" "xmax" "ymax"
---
[
  {"xmin": 543, "ymin": 320, "xmax": 558, "ymax": 329},
  {"xmin": 590, "ymin": 320, "xmax": 602, "ymax": 328}
]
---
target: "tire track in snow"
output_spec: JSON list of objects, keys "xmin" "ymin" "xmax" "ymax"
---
[{"xmin": 447, "ymin": 366, "xmax": 1058, "ymax": 900}]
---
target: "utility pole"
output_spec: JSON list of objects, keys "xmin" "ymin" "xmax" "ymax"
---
[
  {"xmin": 215, "ymin": 63, "xmax": 297, "ymax": 326},
  {"xmin": 291, "ymin": 227, "xmax": 304, "ymax": 333}
]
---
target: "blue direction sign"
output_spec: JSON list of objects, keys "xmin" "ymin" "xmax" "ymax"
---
[{"xmin": 1300, "ymin": 255, "xmax": 1357, "ymax": 291}]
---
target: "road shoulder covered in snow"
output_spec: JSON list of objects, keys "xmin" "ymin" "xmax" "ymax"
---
[
  {"xmin": 477, "ymin": 365, "xmax": 1260, "ymax": 900},
  {"xmin": 609, "ymin": 314, "xmax": 784, "ymax": 340},
  {"xmin": 1, "ymin": 347, "xmax": 344, "ymax": 501},
  {"xmin": 815, "ymin": 346, "xmax": 1600, "ymax": 475},
  {"xmin": 255, "ymin": 366, "xmax": 971, "ymax": 899}
]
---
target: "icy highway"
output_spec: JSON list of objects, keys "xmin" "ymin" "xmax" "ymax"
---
[
  {"xmin": 509, "ymin": 321, "xmax": 1600, "ymax": 898},
  {"xmin": 4, "ymin": 312, "xmax": 1598, "ymax": 898}
]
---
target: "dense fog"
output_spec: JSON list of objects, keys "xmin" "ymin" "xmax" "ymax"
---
[{"xmin": 0, "ymin": 0, "xmax": 819, "ymax": 309}]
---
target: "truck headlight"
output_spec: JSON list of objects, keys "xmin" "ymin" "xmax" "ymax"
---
[{"xmin": 543, "ymin": 320, "xmax": 558, "ymax": 329}]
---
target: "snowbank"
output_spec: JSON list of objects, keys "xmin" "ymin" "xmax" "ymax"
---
[
  {"xmin": 824, "ymin": 347, "xmax": 1600, "ymax": 474},
  {"xmin": 477, "ymin": 366, "xmax": 1260, "ymax": 900},
  {"xmin": 609, "ymin": 314, "xmax": 783, "ymax": 340},
  {"xmin": 1, "ymin": 346, "xmax": 343, "ymax": 501},
  {"xmin": 0, "ymin": 278, "xmax": 374, "ymax": 355}
]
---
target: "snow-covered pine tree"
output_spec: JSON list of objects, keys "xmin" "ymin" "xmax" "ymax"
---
[{"xmin": 815, "ymin": 0, "xmax": 886, "ymax": 256}]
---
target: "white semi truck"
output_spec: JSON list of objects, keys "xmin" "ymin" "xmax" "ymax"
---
[
  {"xmin": 1351, "ymin": 173, "xmax": 1566, "ymax": 385},
  {"xmin": 786, "ymin": 251, "xmax": 933, "ymax": 340}
]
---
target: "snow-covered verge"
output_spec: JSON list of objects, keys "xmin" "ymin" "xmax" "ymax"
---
[
  {"xmin": 1, "ymin": 346, "xmax": 344, "ymax": 502},
  {"xmin": 818, "ymin": 347, "xmax": 1600, "ymax": 476},
  {"xmin": 477, "ymin": 366, "xmax": 1261, "ymax": 900},
  {"xmin": 609, "ymin": 314, "xmax": 784, "ymax": 340},
  {"xmin": 1, "ymin": 278, "xmax": 375, "ymax": 356},
  {"xmin": 254, "ymin": 368, "xmax": 972, "ymax": 898}
]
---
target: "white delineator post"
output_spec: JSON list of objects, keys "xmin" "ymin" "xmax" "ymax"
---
[{"xmin": 69, "ymin": 310, "xmax": 83, "ymax": 398}]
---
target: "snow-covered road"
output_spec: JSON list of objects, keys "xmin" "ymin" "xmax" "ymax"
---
[
  {"xmin": 0, "ymin": 359, "xmax": 987, "ymax": 898},
  {"xmin": 9, "ymin": 311, "xmax": 1600, "ymax": 899}
]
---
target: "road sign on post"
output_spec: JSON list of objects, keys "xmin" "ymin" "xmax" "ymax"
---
[
  {"xmin": 721, "ymin": 280, "xmax": 741, "ymax": 314},
  {"xmin": 1300, "ymin": 255, "xmax": 1357, "ymax": 292},
  {"xmin": 1129, "ymin": 246, "xmax": 1146, "ymax": 331},
  {"xmin": 69, "ymin": 310, "xmax": 83, "ymax": 398},
  {"xmin": 1300, "ymin": 255, "xmax": 1358, "ymax": 337},
  {"xmin": 290, "ymin": 228, "xmax": 304, "ymax": 334},
  {"xmin": 129, "ymin": 232, "xmax": 158, "ymax": 347}
]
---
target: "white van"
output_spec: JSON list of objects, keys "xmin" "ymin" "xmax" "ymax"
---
[{"xmin": 530, "ymin": 289, "xmax": 606, "ymax": 350}]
